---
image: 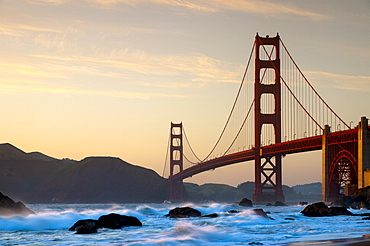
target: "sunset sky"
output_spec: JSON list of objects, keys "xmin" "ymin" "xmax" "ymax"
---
[{"xmin": 0, "ymin": 0, "xmax": 369, "ymax": 187}]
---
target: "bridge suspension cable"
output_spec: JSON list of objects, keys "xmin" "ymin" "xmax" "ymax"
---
[
  {"xmin": 256, "ymin": 35, "xmax": 350, "ymax": 144},
  {"xmin": 161, "ymin": 131, "xmax": 171, "ymax": 177},
  {"xmin": 222, "ymin": 99, "xmax": 255, "ymax": 155},
  {"xmin": 181, "ymin": 41, "xmax": 256, "ymax": 165},
  {"xmin": 181, "ymin": 39, "xmax": 280, "ymax": 165},
  {"xmin": 182, "ymin": 126, "xmax": 202, "ymax": 163},
  {"xmin": 279, "ymin": 39, "xmax": 350, "ymax": 129},
  {"xmin": 164, "ymin": 34, "xmax": 353, "ymax": 178}
]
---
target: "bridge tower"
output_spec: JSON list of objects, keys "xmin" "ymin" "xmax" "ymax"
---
[
  {"xmin": 253, "ymin": 33, "xmax": 285, "ymax": 202},
  {"xmin": 169, "ymin": 122, "xmax": 185, "ymax": 201}
]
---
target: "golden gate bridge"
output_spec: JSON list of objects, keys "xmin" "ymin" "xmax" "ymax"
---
[{"xmin": 162, "ymin": 33, "xmax": 370, "ymax": 203}]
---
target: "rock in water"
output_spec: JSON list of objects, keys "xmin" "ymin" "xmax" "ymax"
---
[
  {"xmin": 69, "ymin": 219, "xmax": 98, "ymax": 234},
  {"xmin": 267, "ymin": 201, "xmax": 287, "ymax": 206},
  {"xmin": 239, "ymin": 198, "xmax": 253, "ymax": 207},
  {"xmin": 97, "ymin": 213, "xmax": 142, "ymax": 229},
  {"xmin": 331, "ymin": 186, "xmax": 370, "ymax": 209},
  {"xmin": 274, "ymin": 201, "xmax": 287, "ymax": 206},
  {"xmin": 301, "ymin": 202, "xmax": 353, "ymax": 217},
  {"xmin": 332, "ymin": 196, "xmax": 355, "ymax": 208},
  {"xmin": 201, "ymin": 213, "xmax": 218, "ymax": 218},
  {"xmin": 348, "ymin": 186, "xmax": 370, "ymax": 209},
  {"xmin": 252, "ymin": 209, "xmax": 273, "ymax": 219},
  {"xmin": 298, "ymin": 202, "xmax": 308, "ymax": 206},
  {"xmin": 165, "ymin": 207, "xmax": 202, "ymax": 218},
  {"xmin": 227, "ymin": 210, "xmax": 240, "ymax": 214},
  {"xmin": 0, "ymin": 192, "xmax": 34, "ymax": 216}
]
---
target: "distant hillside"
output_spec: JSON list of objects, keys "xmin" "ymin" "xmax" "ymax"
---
[
  {"xmin": 0, "ymin": 143, "xmax": 323, "ymax": 204},
  {"xmin": 0, "ymin": 143, "xmax": 168, "ymax": 203},
  {"xmin": 185, "ymin": 181, "xmax": 322, "ymax": 203},
  {"xmin": 185, "ymin": 183, "xmax": 242, "ymax": 202},
  {"xmin": 292, "ymin": 182, "xmax": 322, "ymax": 195}
]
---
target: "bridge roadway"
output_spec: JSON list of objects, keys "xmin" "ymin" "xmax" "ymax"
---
[{"xmin": 171, "ymin": 128, "xmax": 358, "ymax": 182}]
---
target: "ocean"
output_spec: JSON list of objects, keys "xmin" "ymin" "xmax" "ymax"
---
[{"xmin": 0, "ymin": 203, "xmax": 369, "ymax": 245}]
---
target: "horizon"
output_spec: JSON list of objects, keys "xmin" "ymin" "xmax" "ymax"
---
[{"xmin": 0, "ymin": 1, "xmax": 369, "ymax": 187}]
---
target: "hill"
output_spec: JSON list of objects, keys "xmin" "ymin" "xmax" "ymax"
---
[
  {"xmin": 0, "ymin": 143, "xmax": 168, "ymax": 203},
  {"xmin": 292, "ymin": 182, "xmax": 322, "ymax": 195},
  {"xmin": 0, "ymin": 143, "xmax": 323, "ymax": 204},
  {"xmin": 184, "ymin": 181, "xmax": 322, "ymax": 203}
]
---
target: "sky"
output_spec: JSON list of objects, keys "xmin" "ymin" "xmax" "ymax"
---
[{"xmin": 0, "ymin": 0, "xmax": 369, "ymax": 187}]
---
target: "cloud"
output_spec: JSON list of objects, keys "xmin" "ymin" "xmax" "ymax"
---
[
  {"xmin": 26, "ymin": 0, "xmax": 328, "ymax": 20},
  {"xmin": 0, "ymin": 49, "xmax": 241, "ymax": 99},
  {"xmin": 0, "ymin": 77, "xmax": 185, "ymax": 99},
  {"xmin": 0, "ymin": 23, "xmax": 59, "ymax": 38},
  {"xmin": 32, "ymin": 51, "xmax": 242, "ymax": 84},
  {"xmin": 304, "ymin": 71, "xmax": 370, "ymax": 92}
]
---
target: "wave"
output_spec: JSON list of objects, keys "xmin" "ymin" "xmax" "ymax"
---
[{"xmin": 1, "ymin": 203, "xmax": 369, "ymax": 245}]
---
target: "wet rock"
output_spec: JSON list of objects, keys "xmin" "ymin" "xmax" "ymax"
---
[
  {"xmin": 332, "ymin": 196, "xmax": 355, "ymax": 208},
  {"xmin": 267, "ymin": 201, "xmax": 287, "ymax": 206},
  {"xmin": 301, "ymin": 202, "xmax": 353, "ymax": 217},
  {"xmin": 274, "ymin": 201, "xmax": 287, "ymax": 206},
  {"xmin": 332, "ymin": 186, "xmax": 370, "ymax": 209},
  {"xmin": 239, "ymin": 198, "xmax": 253, "ymax": 207},
  {"xmin": 202, "ymin": 213, "xmax": 218, "ymax": 218},
  {"xmin": 227, "ymin": 210, "xmax": 240, "ymax": 214},
  {"xmin": 252, "ymin": 208, "xmax": 273, "ymax": 219},
  {"xmin": 69, "ymin": 219, "xmax": 98, "ymax": 234},
  {"xmin": 352, "ymin": 187, "xmax": 370, "ymax": 209},
  {"xmin": 165, "ymin": 207, "xmax": 201, "ymax": 218},
  {"xmin": 298, "ymin": 202, "xmax": 308, "ymax": 206},
  {"xmin": 0, "ymin": 192, "xmax": 34, "ymax": 217},
  {"xmin": 97, "ymin": 213, "xmax": 142, "ymax": 229}
]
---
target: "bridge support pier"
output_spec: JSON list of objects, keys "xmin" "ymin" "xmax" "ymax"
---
[
  {"xmin": 253, "ymin": 155, "xmax": 285, "ymax": 202},
  {"xmin": 358, "ymin": 117, "xmax": 370, "ymax": 188},
  {"xmin": 322, "ymin": 125, "xmax": 332, "ymax": 202},
  {"xmin": 169, "ymin": 179, "xmax": 184, "ymax": 202}
]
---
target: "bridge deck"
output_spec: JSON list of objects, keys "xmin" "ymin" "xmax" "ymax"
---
[{"xmin": 171, "ymin": 128, "xmax": 359, "ymax": 182}]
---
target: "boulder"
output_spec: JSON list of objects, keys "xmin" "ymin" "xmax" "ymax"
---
[
  {"xmin": 298, "ymin": 202, "xmax": 308, "ymax": 206},
  {"xmin": 301, "ymin": 202, "xmax": 353, "ymax": 217},
  {"xmin": 332, "ymin": 186, "xmax": 370, "ymax": 209},
  {"xmin": 332, "ymin": 196, "xmax": 355, "ymax": 208},
  {"xmin": 239, "ymin": 198, "xmax": 253, "ymax": 207},
  {"xmin": 329, "ymin": 207, "xmax": 354, "ymax": 216},
  {"xmin": 252, "ymin": 208, "xmax": 273, "ymax": 219},
  {"xmin": 201, "ymin": 213, "xmax": 218, "ymax": 218},
  {"xmin": 274, "ymin": 201, "xmax": 287, "ymax": 206},
  {"xmin": 69, "ymin": 219, "xmax": 98, "ymax": 234},
  {"xmin": 165, "ymin": 207, "xmax": 201, "ymax": 218},
  {"xmin": 227, "ymin": 210, "xmax": 240, "ymax": 214},
  {"xmin": 0, "ymin": 192, "xmax": 34, "ymax": 217},
  {"xmin": 97, "ymin": 213, "xmax": 142, "ymax": 229},
  {"xmin": 350, "ymin": 186, "xmax": 370, "ymax": 209},
  {"xmin": 266, "ymin": 201, "xmax": 287, "ymax": 206}
]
